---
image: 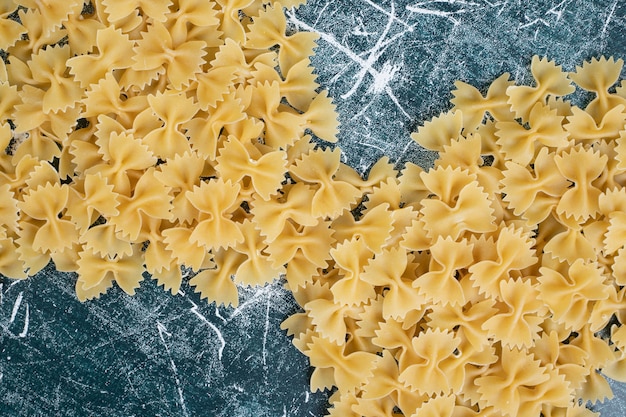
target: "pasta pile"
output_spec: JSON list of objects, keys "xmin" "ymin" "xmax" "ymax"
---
[
  {"xmin": 0, "ymin": 0, "xmax": 341, "ymax": 303},
  {"xmin": 281, "ymin": 56, "xmax": 626, "ymax": 417},
  {"xmin": 2, "ymin": 0, "xmax": 626, "ymax": 416}
]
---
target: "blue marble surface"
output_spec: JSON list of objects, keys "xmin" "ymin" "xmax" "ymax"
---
[{"xmin": 2, "ymin": 0, "xmax": 626, "ymax": 416}]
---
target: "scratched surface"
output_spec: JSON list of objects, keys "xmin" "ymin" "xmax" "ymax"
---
[{"xmin": 2, "ymin": 0, "xmax": 626, "ymax": 416}]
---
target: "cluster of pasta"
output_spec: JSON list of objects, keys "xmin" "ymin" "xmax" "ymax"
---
[
  {"xmin": 281, "ymin": 56, "xmax": 626, "ymax": 417},
  {"xmin": 0, "ymin": 0, "xmax": 343, "ymax": 303}
]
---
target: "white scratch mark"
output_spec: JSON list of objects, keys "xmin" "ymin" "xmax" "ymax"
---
[
  {"xmin": 157, "ymin": 321, "xmax": 189, "ymax": 417},
  {"xmin": 286, "ymin": 9, "xmax": 412, "ymax": 119},
  {"xmin": 262, "ymin": 294, "xmax": 271, "ymax": 368},
  {"xmin": 341, "ymin": 1, "xmax": 397, "ymax": 100},
  {"xmin": 9, "ymin": 292, "xmax": 23, "ymax": 324},
  {"xmin": 601, "ymin": 0, "xmax": 618, "ymax": 41},
  {"xmin": 360, "ymin": 0, "xmax": 414, "ymax": 30},
  {"xmin": 358, "ymin": 141, "xmax": 386, "ymax": 153},
  {"xmin": 369, "ymin": 61, "xmax": 401, "ymax": 94},
  {"xmin": 0, "ymin": 282, "xmax": 3, "ymax": 305},
  {"xmin": 229, "ymin": 285, "xmax": 273, "ymax": 320},
  {"xmin": 214, "ymin": 305, "xmax": 227, "ymax": 323},
  {"xmin": 18, "ymin": 303, "xmax": 29, "ymax": 337},
  {"xmin": 518, "ymin": 16, "xmax": 551, "ymax": 29},
  {"xmin": 305, "ymin": 391, "xmax": 310, "ymax": 403},
  {"xmin": 281, "ymin": 405, "xmax": 287, "ymax": 417},
  {"xmin": 190, "ymin": 301, "xmax": 226, "ymax": 360},
  {"xmin": 547, "ymin": 0, "xmax": 572, "ymax": 21},
  {"xmin": 406, "ymin": 5, "xmax": 460, "ymax": 24}
]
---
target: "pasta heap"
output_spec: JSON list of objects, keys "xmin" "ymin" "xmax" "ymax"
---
[
  {"xmin": 2, "ymin": 1, "xmax": 626, "ymax": 416},
  {"xmin": 281, "ymin": 56, "xmax": 626, "ymax": 417},
  {"xmin": 0, "ymin": 0, "xmax": 339, "ymax": 303}
]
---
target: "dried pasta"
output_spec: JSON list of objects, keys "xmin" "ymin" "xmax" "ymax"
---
[
  {"xmin": 279, "ymin": 55, "xmax": 626, "ymax": 417},
  {"xmin": 2, "ymin": 1, "xmax": 626, "ymax": 416}
]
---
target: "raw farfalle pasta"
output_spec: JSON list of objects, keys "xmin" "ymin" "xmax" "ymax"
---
[
  {"xmin": 280, "ymin": 55, "xmax": 626, "ymax": 417},
  {"xmin": 3, "ymin": 0, "xmax": 626, "ymax": 416},
  {"xmin": 0, "ymin": 0, "xmax": 342, "ymax": 305}
]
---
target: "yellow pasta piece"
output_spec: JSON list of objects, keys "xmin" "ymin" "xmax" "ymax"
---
[{"xmin": 507, "ymin": 55, "xmax": 575, "ymax": 121}]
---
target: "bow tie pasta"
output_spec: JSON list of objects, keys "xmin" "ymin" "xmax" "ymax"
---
[{"xmin": 2, "ymin": 1, "xmax": 626, "ymax": 417}]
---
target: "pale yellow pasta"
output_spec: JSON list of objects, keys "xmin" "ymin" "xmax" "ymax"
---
[{"xmin": 4, "ymin": 1, "xmax": 626, "ymax": 415}]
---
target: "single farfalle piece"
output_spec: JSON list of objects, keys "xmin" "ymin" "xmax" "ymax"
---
[
  {"xmin": 451, "ymin": 72, "xmax": 515, "ymax": 131},
  {"xmin": 495, "ymin": 102, "xmax": 569, "ymax": 165},
  {"xmin": 75, "ymin": 245, "xmax": 145, "ymax": 301},
  {"xmin": 232, "ymin": 219, "xmax": 285, "ymax": 287},
  {"xmin": 569, "ymin": 56, "xmax": 626, "ymax": 121},
  {"xmin": 428, "ymin": 296, "xmax": 498, "ymax": 353},
  {"xmin": 507, "ymin": 56, "xmax": 575, "ymax": 121},
  {"xmin": 186, "ymin": 93, "xmax": 247, "ymax": 160},
  {"xmin": 435, "ymin": 133, "xmax": 500, "ymax": 194},
  {"xmin": 410, "ymin": 110, "xmax": 463, "ymax": 152},
  {"xmin": 290, "ymin": 147, "xmax": 362, "ymax": 219},
  {"xmin": 65, "ymin": 173, "xmax": 121, "ymax": 234},
  {"xmin": 189, "ymin": 248, "xmax": 243, "ymax": 307},
  {"xmin": 305, "ymin": 335, "xmax": 378, "ymax": 393},
  {"xmin": 538, "ymin": 259, "xmax": 610, "ymax": 331},
  {"xmin": 252, "ymin": 58, "xmax": 320, "ymax": 111},
  {"xmin": 554, "ymin": 145, "xmax": 607, "ymax": 222},
  {"xmin": 246, "ymin": 2, "xmax": 318, "ymax": 74},
  {"xmin": 24, "ymin": 44, "xmax": 83, "ymax": 114},
  {"xmin": 215, "ymin": 0, "xmax": 254, "ymax": 43},
  {"xmin": 132, "ymin": 20, "xmax": 207, "ymax": 89},
  {"xmin": 475, "ymin": 346, "xmax": 573, "ymax": 417},
  {"xmin": 398, "ymin": 328, "xmax": 465, "ymax": 396},
  {"xmin": 85, "ymin": 131, "xmax": 157, "ymax": 195},
  {"xmin": 67, "ymin": 26, "xmax": 134, "ymax": 88},
  {"xmin": 185, "ymin": 178, "xmax": 243, "ymax": 251},
  {"xmin": 500, "ymin": 147, "xmax": 570, "ymax": 226},
  {"xmin": 109, "ymin": 168, "xmax": 173, "ymax": 242},
  {"xmin": 329, "ymin": 237, "xmax": 376, "ymax": 306},
  {"xmin": 143, "ymin": 90, "xmax": 199, "ymax": 159},
  {"xmin": 216, "ymin": 137, "xmax": 287, "ymax": 201},
  {"xmin": 361, "ymin": 350, "xmax": 425, "ymax": 416},
  {"xmin": 542, "ymin": 225, "xmax": 596, "ymax": 265},
  {"xmin": 305, "ymin": 297, "xmax": 349, "ymax": 345},
  {"xmin": 161, "ymin": 226, "xmax": 210, "ymax": 272},
  {"xmin": 250, "ymin": 182, "xmax": 318, "ymax": 242},
  {"xmin": 420, "ymin": 167, "xmax": 496, "ymax": 240},
  {"xmin": 246, "ymin": 81, "xmax": 304, "ymax": 148},
  {"xmin": 82, "ymin": 73, "xmax": 148, "ymax": 125},
  {"xmin": 210, "ymin": 37, "xmax": 277, "ymax": 87},
  {"xmin": 195, "ymin": 63, "xmax": 238, "ymax": 110},
  {"xmin": 564, "ymin": 104, "xmax": 626, "ymax": 141},
  {"xmin": 468, "ymin": 224, "xmax": 537, "ymax": 299},
  {"xmin": 481, "ymin": 279, "xmax": 545, "ymax": 349},
  {"xmin": 79, "ymin": 223, "xmax": 132, "ymax": 260},
  {"xmin": 361, "ymin": 247, "xmax": 426, "ymax": 320},
  {"xmin": 331, "ymin": 203, "xmax": 394, "ymax": 254},
  {"xmin": 164, "ymin": 0, "xmax": 221, "ymax": 47},
  {"xmin": 94, "ymin": 112, "xmax": 162, "ymax": 162},
  {"xmin": 154, "ymin": 152, "xmax": 205, "ymax": 224},
  {"xmin": 414, "ymin": 236, "xmax": 473, "ymax": 306},
  {"xmin": 18, "ymin": 182, "xmax": 78, "ymax": 254}
]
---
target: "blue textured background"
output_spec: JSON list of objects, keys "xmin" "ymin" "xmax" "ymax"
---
[{"xmin": 2, "ymin": 0, "xmax": 626, "ymax": 416}]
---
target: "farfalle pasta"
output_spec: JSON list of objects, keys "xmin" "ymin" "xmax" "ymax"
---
[
  {"xmin": 3, "ymin": 1, "xmax": 626, "ymax": 416},
  {"xmin": 281, "ymin": 55, "xmax": 626, "ymax": 417}
]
